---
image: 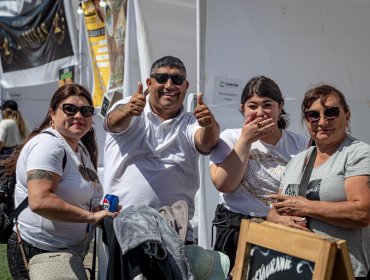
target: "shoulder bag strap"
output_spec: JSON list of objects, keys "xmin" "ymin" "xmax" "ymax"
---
[
  {"xmin": 41, "ymin": 130, "xmax": 67, "ymax": 168},
  {"xmin": 91, "ymin": 229, "xmax": 97, "ymax": 280},
  {"xmin": 8, "ymin": 197, "xmax": 28, "ymax": 222},
  {"xmin": 298, "ymin": 147, "xmax": 317, "ymax": 197}
]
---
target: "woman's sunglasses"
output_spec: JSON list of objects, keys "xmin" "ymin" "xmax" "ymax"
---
[
  {"xmin": 59, "ymin": 103, "xmax": 94, "ymax": 118},
  {"xmin": 304, "ymin": 106, "xmax": 340, "ymax": 123},
  {"xmin": 150, "ymin": 73, "xmax": 186, "ymax": 86},
  {"xmin": 78, "ymin": 165, "xmax": 102, "ymax": 191}
]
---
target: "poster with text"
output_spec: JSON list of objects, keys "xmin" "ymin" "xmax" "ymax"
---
[{"xmin": 82, "ymin": 0, "xmax": 110, "ymax": 107}]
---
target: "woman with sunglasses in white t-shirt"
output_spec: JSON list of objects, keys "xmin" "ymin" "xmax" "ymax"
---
[
  {"xmin": 268, "ymin": 84, "xmax": 370, "ymax": 279},
  {"xmin": 4, "ymin": 83, "xmax": 119, "ymax": 279}
]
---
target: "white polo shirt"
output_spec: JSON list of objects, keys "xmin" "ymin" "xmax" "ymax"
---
[{"xmin": 103, "ymin": 95, "xmax": 201, "ymax": 240}]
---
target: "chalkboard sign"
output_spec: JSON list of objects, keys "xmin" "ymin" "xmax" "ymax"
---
[
  {"xmin": 233, "ymin": 220, "xmax": 354, "ymax": 280},
  {"xmin": 246, "ymin": 245, "xmax": 314, "ymax": 280}
]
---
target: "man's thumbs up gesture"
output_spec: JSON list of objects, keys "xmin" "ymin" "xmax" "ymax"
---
[
  {"xmin": 128, "ymin": 82, "xmax": 146, "ymax": 116},
  {"xmin": 194, "ymin": 92, "xmax": 216, "ymax": 128}
]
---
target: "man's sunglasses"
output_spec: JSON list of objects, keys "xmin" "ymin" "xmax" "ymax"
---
[
  {"xmin": 304, "ymin": 106, "xmax": 340, "ymax": 123},
  {"xmin": 59, "ymin": 103, "xmax": 94, "ymax": 118},
  {"xmin": 150, "ymin": 73, "xmax": 186, "ymax": 86}
]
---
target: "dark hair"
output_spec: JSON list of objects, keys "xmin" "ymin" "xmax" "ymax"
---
[
  {"xmin": 4, "ymin": 84, "xmax": 98, "ymax": 175},
  {"xmin": 150, "ymin": 56, "xmax": 187, "ymax": 77},
  {"xmin": 0, "ymin": 100, "xmax": 18, "ymax": 111},
  {"xmin": 301, "ymin": 84, "xmax": 350, "ymax": 122},
  {"xmin": 241, "ymin": 75, "xmax": 288, "ymax": 129}
]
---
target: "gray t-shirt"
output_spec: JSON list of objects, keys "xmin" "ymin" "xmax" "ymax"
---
[{"xmin": 281, "ymin": 135, "xmax": 370, "ymax": 277}]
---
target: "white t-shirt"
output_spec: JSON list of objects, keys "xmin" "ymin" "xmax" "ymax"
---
[
  {"xmin": 210, "ymin": 128, "xmax": 308, "ymax": 217},
  {"xmin": 0, "ymin": 119, "xmax": 23, "ymax": 147},
  {"xmin": 103, "ymin": 96, "xmax": 202, "ymax": 240},
  {"xmin": 15, "ymin": 128, "xmax": 103, "ymax": 251}
]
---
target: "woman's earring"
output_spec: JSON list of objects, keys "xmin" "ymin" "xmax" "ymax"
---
[{"xmin": 49, "ymin": 119, "xmax": 55, "ymax": 128}]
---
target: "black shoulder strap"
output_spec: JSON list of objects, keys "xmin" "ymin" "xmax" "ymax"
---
[
  {"xmin": 8, "ymin": 196, "xmax": 28, "ymax": 222},
  {"xmin": 298, "ymin": 147, "xmax": 317, "ymax": 197},
  {"xmin": 9, "ymin": 131, "xmax": 68, "ymax": 220},
  {"xmin": 41, "ymin": 131, "xmax": 67, "ymax": 169}
]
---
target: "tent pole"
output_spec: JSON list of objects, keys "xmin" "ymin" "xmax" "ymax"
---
[{"xmin": 196, "ymin": 0, "xmax": 209, "ymax": 248}]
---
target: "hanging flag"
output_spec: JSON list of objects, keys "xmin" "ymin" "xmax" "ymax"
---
[
  {"xmin": 0, "ymin": 0, "xmax": 77, "ymax": 88},
  {"xmin": 81, "ymin": 0, "xmax": 110, "ymax": 107}
]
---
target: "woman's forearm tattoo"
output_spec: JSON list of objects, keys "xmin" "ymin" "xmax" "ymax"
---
[{"xmin": 27, "ymin": 170, "xmax": 53, "ymax": 182}]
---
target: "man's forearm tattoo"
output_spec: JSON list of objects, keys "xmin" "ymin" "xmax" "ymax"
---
[
  {"xmin": 114, "ymin": 104, "xmax": 129, "ymax": 114},
  {"xmin": 27, "ymin": 170, "xmax": 53, "ymax": 182}
]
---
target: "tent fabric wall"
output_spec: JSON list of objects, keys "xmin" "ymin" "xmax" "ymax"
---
[{"xmin": 123, "ymin": 0, "xmax": 197, "ymax": 97}]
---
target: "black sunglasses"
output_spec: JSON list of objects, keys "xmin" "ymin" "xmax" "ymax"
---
[
  {"xmin": 78, "ymin": 164, "xmax": 102, "ymax": 192},
  {"xmin": 59, "ymin": 103, "xmax": 94, "ymax": 118},
  {"xmin": 150, "ymin": 73, "xmax": 186, "ymax": 86},
  {"xmin": 78, "ymin": 165, "xmax": 100, "ymax": 183},
  {"xmin": 304, "ymin": 106, "xmax": 340, "ymax": 123}
]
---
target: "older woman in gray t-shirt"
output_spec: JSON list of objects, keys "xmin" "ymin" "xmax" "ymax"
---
[{"xmin": 268, "ymin": 84, "xmax": 370, "ymax": 279}]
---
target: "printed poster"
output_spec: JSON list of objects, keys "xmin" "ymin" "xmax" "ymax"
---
[
  {"xmin": 105, "ymin": 0, "xmax": 127, "ymax": 92},
  {"xmin": 81, "ymin": 0, "xmax": 110, "ymax": 107}
]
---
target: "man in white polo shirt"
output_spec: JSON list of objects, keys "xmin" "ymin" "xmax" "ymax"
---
[{"xmin": 103, "ymin": 56, "xmax": 220, "ymax": 242}]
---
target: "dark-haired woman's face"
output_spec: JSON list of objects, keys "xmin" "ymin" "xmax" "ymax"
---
[
  {"xmin": 241, "ymin": 94, "xmax": 282, "ymax": 126},
  {"xmin": 50, "ymin": 96, "xmax": 93, "ymax": 147}
]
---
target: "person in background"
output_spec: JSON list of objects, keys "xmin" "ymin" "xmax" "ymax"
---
[
  {"xmin": 268, "ymin": 84, "xmax": 370, "ymax": 280},
  {"xmin": 0, "ymin": 100, "xmax": 30, "ymax": 155},
  {"xmin": 103, "ymin": 55, "xmax": 220, "ymax": 243},
  {"xmin": 209, "ymin": 75, "xmax": 308, "ymax": 272},
  {"xmin": 5, "ymin": 84, "xmax": 119, "ymax": 279}
]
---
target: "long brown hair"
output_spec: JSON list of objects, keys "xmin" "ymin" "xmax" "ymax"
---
[{"xmin": 3, "ymin": 84, "xmax": 98, "ymax": 175}]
